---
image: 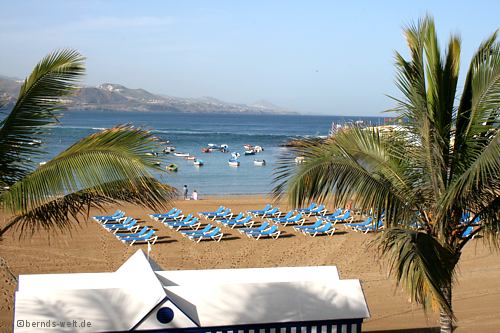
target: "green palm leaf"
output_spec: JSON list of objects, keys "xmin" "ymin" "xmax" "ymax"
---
[
  {"xmin": 376, "ymin": 229, "xmax": 457, "ymax": 317},
  {"xmin": 1, "ymin": 126, "xmax": 176, "ymax": 236},
  {"xmin": 273, "ymin": 16, "xmax": 499, "ymax": 331},
  {"xmin": 273, "ymin": 127, "xmax": 417, "ymax": 226},
  {"xmin": 0, "ymin": 49, "xmax": 85, "ymax": 186}
]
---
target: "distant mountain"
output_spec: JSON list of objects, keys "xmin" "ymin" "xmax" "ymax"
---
[{"xmin": 0, "ymin": 77, "xmax": 296, "ymax": 115}]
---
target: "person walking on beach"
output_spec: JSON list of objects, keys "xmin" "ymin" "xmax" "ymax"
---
[
  {"xmin": 191, "ymin": 190, "xmax": 198, "ymax": 200},
  {"xmin": 183, "ymin": 185, "xmax": 188, "ymax": 200}
]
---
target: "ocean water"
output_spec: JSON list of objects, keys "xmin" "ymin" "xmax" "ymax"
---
[{"xmin": 40, "ymin": 111, "xmax": 385, "ymax": 195}]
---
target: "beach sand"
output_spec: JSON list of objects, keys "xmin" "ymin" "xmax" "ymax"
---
[{"xmin": 1, "ymin": 195, "xmax": 499, "ymax": 332}]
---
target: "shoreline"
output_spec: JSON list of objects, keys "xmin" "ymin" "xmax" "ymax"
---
[{"xmin": 1, "ymin": 194, "xmax": 499, "ymax": 332}]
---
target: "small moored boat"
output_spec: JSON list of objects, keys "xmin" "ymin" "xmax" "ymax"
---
[
  {"xmin": 295, "ymin": 156, "xmax": 305, "ymax": 164},
  {"xmin": 193, "ymin": 159, "xmax": 204, "ymax": 166},
  {"xmin": 228, "ymin": 158, "xmax": 240, "ymax": 167},
  {"xmin": 207, "ymin": 143, "xmax": 221, "ymax": 150},
  {"xmin": 201, "ymin": 147, "xmax": 211, "ymax": 153},
  {"xmin": 185, "ymin": 156, "xmax": 196, "ymax": 160},
  {"xmin": 253, "ymin": 159, "xmax": 266, "ymax": 166},
  {"xmin": 166, "ymin": 164, "xmax": 178, "ymax": 172},
  {"xmin": 173, "ymin": 152, "xmax": 190, "ymax": 157},
  {"xmin": 164, "ymin": 146, "xmax": 176, "ymax": 153}
]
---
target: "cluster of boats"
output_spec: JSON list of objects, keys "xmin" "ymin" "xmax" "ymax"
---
[
  {"xmin": 201, "ymin": 143, "xmax": 229, "ymax": 153},
  {"xmin": 162, "ymin": 143, "xmax": 267, "ymax": 171}
]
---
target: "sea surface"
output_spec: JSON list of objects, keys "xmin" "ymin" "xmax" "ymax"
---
[{"xmin": 40, "ymin": 111, "xmax": 385, "ymax": 195}]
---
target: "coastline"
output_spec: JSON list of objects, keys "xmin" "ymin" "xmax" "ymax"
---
[{"xmin": 1, "ymin": 194, "xmax": 499, "ymax": 332}]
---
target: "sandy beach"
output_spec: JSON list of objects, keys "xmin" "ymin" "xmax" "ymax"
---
[{"xmin": 1, "ymin": 195, "xmax": 499, "ymax": 332}]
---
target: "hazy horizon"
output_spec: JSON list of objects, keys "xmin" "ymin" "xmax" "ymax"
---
[{"xmin": 1, "ymin": 1, "xmax": 499, "ymax": 115}]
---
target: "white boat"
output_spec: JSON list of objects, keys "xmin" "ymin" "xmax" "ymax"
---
[
  {"xmin": 254, "ymin": 145, "xmax": 264, "ymax": 152},
  {"xmin": 244, "ymin": 150, "xmax": 255, "ymax": 156},
  {"xmin": 231, "ymin": 152, "xmax": 241, "ymax": 159},
  {"xmin": 228, "ymin": 158, "xmax": 240, "ymax": 167},
  {"xmin": 243, "ymin": 144, "xmax": 253, "ymax": 150},
  {"xmin": 253, "ymin": 159, "xmax": 266, "ymax": 166},
  {"xmin": 164, "ymin": 146, "xmax": 176, "ymax": 153},
  {"xmin": 295, "ymin": 156, "xmax": 305, "ymax": 164},
  {"xmin": 185, "ymin": 156, "xmax": 196, "ymax": 160},
  {"xmin": 207, "ymin": 143, "xmax": 221, "ymax": 149},
  {"xmin": 173, "ymin": 152, "xmax": 190, "ymax": 157},
  {"xmin": 193, "ymin": 159, "xmax": 204, "ymax": 166}
]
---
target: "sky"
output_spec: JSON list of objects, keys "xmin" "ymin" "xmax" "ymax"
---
[{"xmin": 0, "ymin": 1, "xmax": 498, "ymax": 115}]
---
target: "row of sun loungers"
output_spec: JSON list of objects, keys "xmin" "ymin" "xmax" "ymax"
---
[
  {"xmin": 93, "ymin": 210, "xmax": 158, "ymax": 245},
  {"xmin": 97, "ymin": 205, "xmax": 481, "ymax": 245},
  {"xmin": 149, "ymin": 208, "xmax": 224, "ymax": 242}
]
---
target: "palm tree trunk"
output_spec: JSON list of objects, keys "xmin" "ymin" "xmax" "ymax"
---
[{"xmin": 439, "ymin": 280, "xmax": 453, "ymax": 333}]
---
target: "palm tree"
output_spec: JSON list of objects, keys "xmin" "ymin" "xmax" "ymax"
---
[
  {"xmin": 0, "ymin": 49, "xmax": 176, "ymax": 238},
  {"xmin": 273, "ymin": 16, "xmax": 499, "ymax": 333}
]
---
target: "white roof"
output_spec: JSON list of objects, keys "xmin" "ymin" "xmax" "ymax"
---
[
  {"xmin": 155, "ymin": 265, "xmax": 340, "ymax": 286},
  {"xmin": 163, "ymin": 280, "xmax": 369, "ymax": 327},
  {"xmin": 14, "ymin": 250, "xmax": 369, "ymax": 332},
  {"xmin": 14, "ymin": 250, "xmax": 166, "ymax": 332}
]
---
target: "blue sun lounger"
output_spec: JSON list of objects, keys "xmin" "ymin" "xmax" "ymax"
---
[
  {"xmin": 293, "ymin": 219, "xmax": 323, "ymax": 232},
  {"xmin": 102, "ymin": 216, "xmax": 132, "ymax": 229},
  {"xmin": 104, "ymin": 218, "xmax": 140, "ymax": 234},
  {"xmin": 93, "ymin": 210, "xmax": 124, "ymax": 222},
  {"xmin": 188, "ymin": 227, "xmax": 223, "ymax": 243},
  {"xmin": 180, "ymin": 224, "xmax": 213, "ymax": 237},
  {"xmin": 344, "ymin": 216, "xmax": 372, "ymax": 229},
  {"xmin": 305, "ymin": 204, "xmax": 327, "ymax": 217},
  {"xmin": 328, "ymin": 210, "xmax": 353, "ymax": 224},
  {"xmin": 224, "ymin": 215, "xmax": 255, "ymax": 228},
  {"xmin": 303, "ymin": 222, "xmax": 335, "ymax": 237},
  {"xmin": 461, "ymin": 226, "xmax": 475, "ymax": 238},
  {"xmin": 260, "ymin": 207, "xmax": 281, "ymax": 218},
  {"xmin": 355, "ymin": 220, "xmax": 384, "ymax": 233},
  {"xmin": 323, "ymin": 208, "xmax": 343, "ymax": 221},
  {"xmin": 297, "ymin": 203, "xmax": 317, "ymax": 214},
  {"xmin": 158, "ymin": 210, "xmax": 184, "ymax": 223},
  {"xmin": 199, "ymin": 206, "xmax": 225, "ymax": 219},
  {"xmin": 167, "ymin": 217, "xmax": 201, "ymax": 231},
  {"xmin": 247, "ymin": 204, "xmax": 272, "ymax": 215},
  {"xmin": 238, "ymin": 222, "xmax": 270, "ymax": 235},
  {"xmin": 268, "ymin": 210, "xmax": 294, "ymax": 222},
  {"xmin": 219, "ymin": 212, "xmax": 245, "ymax": 224},
  {"xmin": 149, "ymin": 208, "xmax": 180, "ymax": 220},
  {"xmin": 120, "ymin": 228, "xmax": 158, "ymax": 246},
  {"xmin": 272, "ymin": 213, "xmax": 305, "ymax": 226},
  {"xmin": 246, "ymin": 225, "xmax": 281, "ymax": 240},
  {"xmin": 116, "ymin": 226, "xmax": 149, "ymax": 239},
  {"xmin": 208, "ymin": 208, "xmax": 232, "ymax": 220},
  {"xmin": 164, "ymin": 214, "xmax": 193, "ymax": 226}
]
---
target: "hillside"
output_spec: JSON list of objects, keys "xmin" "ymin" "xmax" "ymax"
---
[{"xmin": 0, "ymin": 77, "xmax": 295, "ymax": 114}]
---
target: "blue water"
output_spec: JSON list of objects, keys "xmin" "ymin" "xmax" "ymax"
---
[{"xmin": 41, "ymin": 111, "xmax": 384, "ymax": 195}]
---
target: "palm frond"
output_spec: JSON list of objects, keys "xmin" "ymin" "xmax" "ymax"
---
[
  {"xmin": 8, "ymin": 177, "xmax": 176, "ymax": 237},
  {"xmin": 273, "ymin": 128, "xmax": 417, "ymax": 226},
  {"xmin": 376, "ymin": 228, "xmax": 457, "ymax": 317},
  {"xmin": 1, "ymin": 126, "xmax": 176, "ymax": 235},
  {"xmin": 453, "ymin": 32, "xmax": 499, "ymax": 176},
  {"xmin": 0, "ymin": 49, "xmax": 85, "ymax": 186}
]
